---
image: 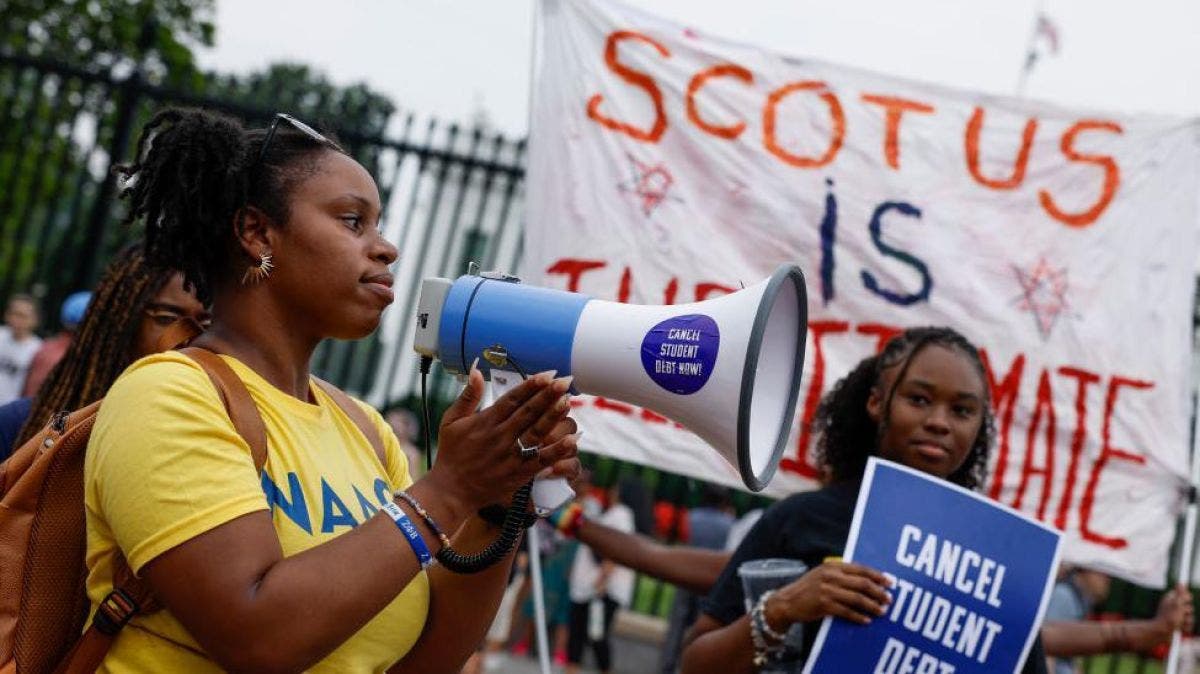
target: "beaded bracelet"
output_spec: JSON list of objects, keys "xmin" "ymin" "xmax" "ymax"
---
[
  {"xmin": 393, "ymin": 490, "xmax": 452, "ymax": 552},
  {"xmin": 381, "ymin": 502, "xmax": 434, "ymax": 569},
  {"xmin": 754, "ymin": 590, "xmax": 790, "ymax": 643},
  {"xmin": 748, "ymin": 605, "xmax": 773, "ymax": 667},
  {"xmin": 749, "ymin": 590, "xmax": 786, "ymax": 666}
]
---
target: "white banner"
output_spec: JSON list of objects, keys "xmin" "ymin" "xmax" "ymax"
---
[{"xmin": 525, "ymin": 0, "xmax": 1200, "ymax": 587}]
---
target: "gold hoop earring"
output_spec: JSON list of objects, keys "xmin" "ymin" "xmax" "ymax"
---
[{"xmin": 241, "ymin": 251, "xmax": 274, "ymax": 285}]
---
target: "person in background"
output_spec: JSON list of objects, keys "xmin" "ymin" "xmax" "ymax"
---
[
  {"xmin": 543, "ymin": 354, "xmax": 1187, "ymax": 672},
  {"xmin": 547, "ymin": 431, "xmax": 1190, "ymax": 671},
  {"xmin": 0, "ymin": 294, "xmax": 41, "ymax": 406},
  {"xmin": 476, "ymin": 549, "xmax": 530, "ymax": 671},
  {"xmin": 659, "ymin": 483, "xmax": 735, "ymax": 673},
  {"xmin": 505, "ymin": 472, "xmax": 597, "ymax": 671},
  {"xmin": 680, "ymin": 326, "xmax": 1052, "ymax": 674},
  {"xmin": 1042, "ymin": 567, "xmax": 1193, "ymax": 673},
  {"xmin": 724, "ymin": 507, "xmax": 763, "ymax": 554},
  {"xmin": 0, "ymin": 245, "xmax": 209, "ymax": 460},
  {"xmin": 566, "ymin": 474, "xmax": 654, "ymax": 674},
  {"xmin": 20, "ymin": 290, "xmax": 90, "ymax": 398},
  {"xmin": 507, "ymin": 470, "xmax": 601, "ymax": 664},
  {"xmin": 521, "ymin": 518, "xmax": 582, "ymax": 666}
]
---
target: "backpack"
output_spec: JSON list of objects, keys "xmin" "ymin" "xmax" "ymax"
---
[{"xmin": 0, "ymin": 346, "xmax": 385, "ymax": 674}]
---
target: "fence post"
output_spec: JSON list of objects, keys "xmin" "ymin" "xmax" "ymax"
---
[{"xmin": 72, "ymin": 19, "xmax": 154, "ymax": 289}]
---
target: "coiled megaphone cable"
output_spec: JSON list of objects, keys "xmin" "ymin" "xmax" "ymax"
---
[{"xmin": 436, "ymin": 482, "xmax": 532, "ymax": 574}]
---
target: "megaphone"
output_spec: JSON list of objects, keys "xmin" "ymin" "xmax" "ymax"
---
[{"xmin": 413, "ymin": 264, "xmax": 808, "ymax": 497}]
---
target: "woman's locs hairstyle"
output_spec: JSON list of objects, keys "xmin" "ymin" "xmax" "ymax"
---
[
  {"xmin": 813, "ymin": 326, "xmax": 995, "ymax": 490},
  {"xmin": 16, "ymin": 245, "xmax": 174, "ymax": 446},
  {"xmin": 114, "ymin": 108, "xmax": 341, "ymax": 304}
]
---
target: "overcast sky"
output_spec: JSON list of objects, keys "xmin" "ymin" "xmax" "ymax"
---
[{"xmin": 195, "ymin": 0, "xmax": 1200, "ymax": 138}]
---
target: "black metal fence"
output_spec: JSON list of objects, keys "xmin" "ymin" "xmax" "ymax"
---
[{"xmin": 0, "ymin": 50, "xmax": 527, "ymax": 412}]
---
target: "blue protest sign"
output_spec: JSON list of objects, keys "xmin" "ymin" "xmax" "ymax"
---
[{"xmin": 804, "ymin": 458, "xmax": 1061, "ymax": 674}]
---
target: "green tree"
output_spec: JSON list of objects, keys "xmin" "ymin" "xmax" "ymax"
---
[
  {"xmin": 202, "ymin": 62, "xmax": 396, "ymax": 174},
  {"xmin": 1, "ymin": 0, "xmax": 215, "ymax": 87},
  {"xmin": 0, "ymin": 0, "xmax": 397, "ymax": 324}
]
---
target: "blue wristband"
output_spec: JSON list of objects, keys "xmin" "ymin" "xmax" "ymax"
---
[{"xmin": 382, "ymin": 501, "xmax": 434, "ymax": 569}]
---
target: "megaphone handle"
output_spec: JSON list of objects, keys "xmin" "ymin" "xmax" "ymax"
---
[
  {"xmin": 487, "ymin": 369, "xmax": 576, "ymax": 515},
  {"xmin": 533, "ymin": 477, "xmax": 576, "ymax": 515}
]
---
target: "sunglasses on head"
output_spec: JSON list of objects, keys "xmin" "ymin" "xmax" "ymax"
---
[{"xmin": 257, "ymin": 113, "xmax": 343, "ymax": 166}]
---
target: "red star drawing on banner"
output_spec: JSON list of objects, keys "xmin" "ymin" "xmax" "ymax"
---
[
  {"xmin": 1012, "ymin": 258, "xmax": 1070, "ymax": 338},
  {"xmin": 618, "ymin": 154, "xmax": 682, "ymax": 217}
]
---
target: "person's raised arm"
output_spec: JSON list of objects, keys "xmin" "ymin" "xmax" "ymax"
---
[
  {"xmin": 139, "ymin": 370, "xmax": 577, "ymax": 673},
  {"xmin": 572, "ymin": 517, "xmax": 730, "ymax": 594},
  {"xmin": 1042, "ymin": 584, "xmax": 1194, "ymax": 658}
]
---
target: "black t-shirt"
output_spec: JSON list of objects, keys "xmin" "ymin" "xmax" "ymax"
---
[{"xmin": 700, "ymin": 480, "xmax": 1048, "ymax": 674}]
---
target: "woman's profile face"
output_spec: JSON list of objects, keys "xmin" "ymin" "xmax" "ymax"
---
[
  {"xmin": 266, "ymin": 150, "xmax": 398, "ymax": 340},
  {"xmin": 868, "ymin": 344, "xmax": 985, "ymax": 480}
]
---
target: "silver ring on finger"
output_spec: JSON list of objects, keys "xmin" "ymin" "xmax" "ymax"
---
[{"xmin": 517, "ymin": 439, "xmax": 540, "ymax": 461}]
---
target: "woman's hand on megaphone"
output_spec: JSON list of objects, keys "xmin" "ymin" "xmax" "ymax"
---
[
  {"xmin": 426, "ymin": 364, "xmax": 580, "ymax": 516},
  {"xmin": 516, "ymin": 383, "xmax": 581, "ymax": 482},
  {"xmin": 528, "ymin": 422, "xmax": 582, "ymax": 485}
]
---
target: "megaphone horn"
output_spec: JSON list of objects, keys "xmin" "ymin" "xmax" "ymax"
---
[{"xmin": 414, "ymin": 264, "xmax": 808, "ymax": 493}]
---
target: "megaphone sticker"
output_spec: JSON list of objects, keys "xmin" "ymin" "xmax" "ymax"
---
[{"xmin": 640, "ymin": 314, "xmax": 720, "ymax": 395}]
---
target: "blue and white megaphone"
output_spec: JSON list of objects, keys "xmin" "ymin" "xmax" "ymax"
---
[{"xmin": 413, "ymin": 264, "xmax": 808, "ymax": 507}]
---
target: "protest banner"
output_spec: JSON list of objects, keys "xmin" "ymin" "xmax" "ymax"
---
[
  {"xmin": 525, "ymin": 0, "xmax": 1200, "ymax": 585},
  {"xmin": 803, "ymin": 458, "xmax": 1061, "ymax": 674}
]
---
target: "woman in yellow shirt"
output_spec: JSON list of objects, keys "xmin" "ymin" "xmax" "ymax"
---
[{"xmin": 84, "ymin": 108, "xmax": 580, "ymax": 673}]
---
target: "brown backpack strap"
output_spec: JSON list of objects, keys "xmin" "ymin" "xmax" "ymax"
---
[
  {"xmin": 56, "ymin": 347, "xmax": 271, "ymax": 674},
  {"xmin": 52, "ymin": 553, "xmax": 158, "ymax": 674},
  {"xmin": 312, "ymin": 378, "xmax": 387, "ymax": 468},
  {"xmin": 179, "ymin": 347, "xmax": 268, "ymax": 472},
  {"xmin": 154, "ymin": 317, "xmax": 205, "ymax": 353}
]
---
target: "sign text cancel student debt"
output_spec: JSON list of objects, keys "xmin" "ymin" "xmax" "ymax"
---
[{"xmin": 804, "ymin": 459, "xmax": 1060, "ymax": 674}]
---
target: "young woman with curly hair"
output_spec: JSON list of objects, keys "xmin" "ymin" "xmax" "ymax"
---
[{"xmin": 680, "ymin": 326, "xmax": 1049, "ymax": 674}]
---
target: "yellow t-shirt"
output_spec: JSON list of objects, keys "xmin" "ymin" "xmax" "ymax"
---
[{"xmin": 84, "ymin": 352, "xmax": 430, "ymax": 673}]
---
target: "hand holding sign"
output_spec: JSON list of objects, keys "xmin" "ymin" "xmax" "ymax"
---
[{"xmin": 803, "ymin": 459, "xmax": 1061, "ymax": 674}]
